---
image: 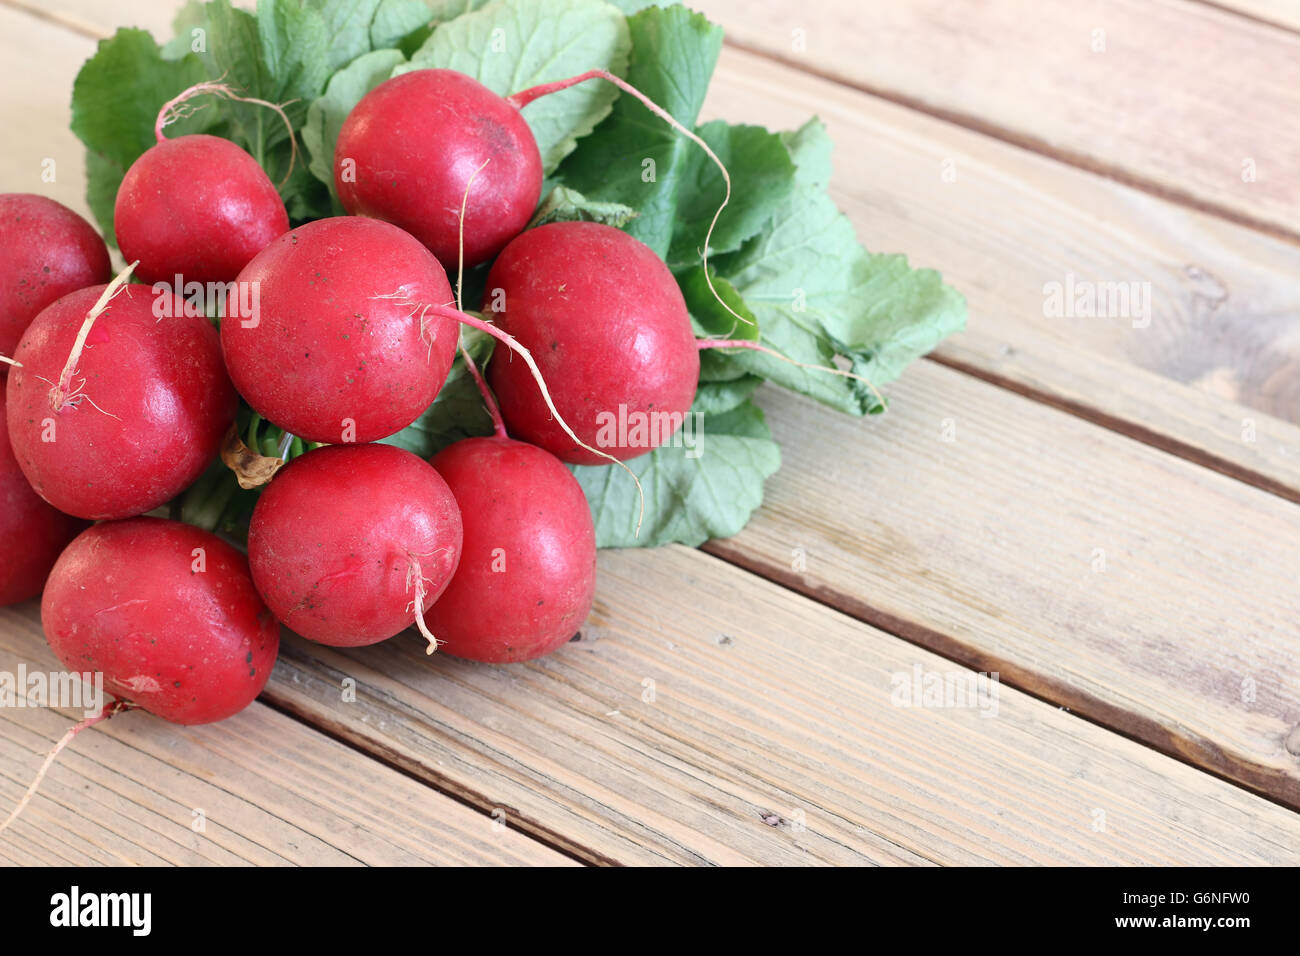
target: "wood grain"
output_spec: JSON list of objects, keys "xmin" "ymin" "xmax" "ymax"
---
[
  {"xmin": 709, "ymin": 364, "xmax": 1300, "ymax": 805},
  {"xmin": 701, "ymin": 0, "xmax": 1300, "ymax": 242},
  {"xmin": 214, "ymin": 547, "xmax": 1300, "ymax": 865},
  {"xmin": 700, "ymin": 48, "xmax": 1300, "ymax": 494},
  {"xmin": 0, "ymin": 610, "xmax": 575, "ymax": 866},
  {"xmin": 1200, "ymin": 0, "xmax": 1300, "ymax": 32}
]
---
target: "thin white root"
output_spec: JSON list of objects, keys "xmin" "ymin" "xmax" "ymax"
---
[
  {"xmin": 405, "ymin": 551, "xmax": 443, "ymax": 655},
  {"xmin": 507, "ymin": 70, "xmax": 750, "ymax": 329},
  {"xmin": 457, "ymin": 158, "xmax": 491, "ymax": 312},
  {"xmin": 0, "ymin": 700, "xmax": 133, "ymax": 838},
  {"xmin": 371, "ymin": 287, "xmax": 647, "ymax": 534},
  {"xmin": 0, "ymin": 355, "xmax": 21, "ymax": 369},
  {"xmin": 48, "ymin": 262, "xmax": 138, "ymax": 416},
  {"xmin": 436, "ymin": 306, "xmax": 647, "ymax": 536},
  {"xmin": 155, "ymin": 80, "xmax": 300, "ymax": 188}
]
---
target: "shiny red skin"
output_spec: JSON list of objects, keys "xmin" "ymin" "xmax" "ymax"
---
[
  {"xmin": 0, "ymin": 194, "xmax": 111, "ymax": 364},
  {"xmin": 486, "ymin": 222, "xmax": 699, "ymax": 464},
  {"xmin": 335, "ymin": 69, "xmax": 542, "ymax": 270},
  {"xmin": 248, "ymin": 444, "xmax": 463, "ymax": 647},
  {"xmin": 0, "ymin": 391, "xmax": 87, "ymax": 606},
  {"xmin": 427, "ymin": 437, "xmax": 595, "ymax": 663},
  {"xmin": 115, "ymin": 135, "xmax": 289, "ymax": 285},
  {"xmin": 42, "ymin": 519, "xmax": 280, "ymax": 725},
  {"xmin": 222, "ymin": 217, "xmax": 458, "ymax": 444},
  {"xmin": 6, "ymin": 284, "xmax": 237, "ymax": 520}
]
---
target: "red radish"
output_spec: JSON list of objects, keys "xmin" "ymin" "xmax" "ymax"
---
[
  {"xmin": 114, "ymin": 83, "xmax": 292, "ymax": 285},
  {"xmin": 427, "ymin": 435, "xmax": 596, "ymax": 663},
  {"xmin": 485, "ymin": 221, "xmax": 699, "ymax": 464},
  {"xmin": 0, "ymin": 390, "xmax": 87, "ymax": 606},
  {"xmin": 221, "ymin": 216, "xmax": 459, "ymax": 444},
  {"xmin": 0, "ymin": 194, "xmax": 110, "ymax": 364},
  {"xmin": 335, "ymin": 69, "xmax": 542, "ymax": 270},
  {"xmin": 41, "ymin": 518, "xmax": 280, "ymax": 725},
  {"xmin": 5, "ymin": 274, "xmax": 237, "ymax": 519},
  {"xmin": 247, "ymin": 443, "xmax": 463, "ymax": 649}
]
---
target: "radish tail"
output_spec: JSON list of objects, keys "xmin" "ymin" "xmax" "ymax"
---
[
  {"xmin": 155, "ymin": 80, "xmax": 299, "ymax": 187},
  {"xmin": 45, "ymin": 262, "xmax": 137, "ymax": 416},
  {"xmin": 0, "ymin": 699, "xmax": 136, "ymax": 838},
  {"xmin": 507, "ymin": 70, "xmax": 750, "ymax": 332}
]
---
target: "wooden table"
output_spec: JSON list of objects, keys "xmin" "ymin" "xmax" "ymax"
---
[{"xmin": 2, "ymin": 0, "xmax": 1298, "ymax": 866}]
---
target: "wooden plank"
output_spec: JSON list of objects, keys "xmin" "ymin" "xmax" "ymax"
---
[
  {"xmin": 701, "ymin": 0, "xmax": 1300, "ymax": 242},
  {"xmin": 226, "ymin": 546, "xmax": 1300, "ymax": 865},
  {"xmin": 699, "ymin": 47, "xmax": 1300, "ymax": 497},
  {"xmin": 708, "ymin": 364, "xmax": 1300, "ymax": 806},
  {"xmin": 1204, "ymin": 0, "xmax": 1300, "ymax": 33},
  {"xmin": 0, "ymin": 610, "xmax": 575, "ymax": 866},
  {"xmin": 16, "ymin": 1, "xmax": 1300, "ymax": 498}
]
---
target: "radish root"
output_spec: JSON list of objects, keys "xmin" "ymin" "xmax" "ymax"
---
[
  {"xmin": 45, "ymin": 262, "xmax": 137, "ymax": 417},
  {"xmin": 696, "ymin": 337, "xmax": 888, "ymax": 410},
  {"xmin": 453, "ymin": 157, "xmax": 508, "ymax": 438},
  {"xmin": 155, "ymin": 80, "xmax": 299, "ymax": 188},
  {"xmin": 459, "ymin": 341, "xmax": 508, "ymax": 439},
  {"xmin": 0, "ymin": 355, "xmax": 21, "ymax": 369},
  {"xmin": 0, "ymin": 698, "xmax": 136, "ymax": 838},
  {"xmin": 433, "ymin": 305, "xmax": 646, "ymax": 535},
  {"xmin": 370, "ymin": 289, "xmax": 647, "ymax": 536},
  {"xmin": 508, "ymin": 69, "xmax": 750, "ymax": 331},
  {"xmin": 405, "ymin": 551, "xmax": 444, "ymax": 655}
]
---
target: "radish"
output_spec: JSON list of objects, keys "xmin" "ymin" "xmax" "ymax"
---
[
  {"xmin": 427, "ymin": 434, "xmax": 596, "ymax": 663},
  {"xmin": 333, "ymin": 67, "xmax": 740, "ymax": 284},
  {"xmin": 247, "ymin": 443, "xmax": 463, "ymax": 649},
  {"xmin": 335, "ymin": 69, "xmax": 542, "ymax": 270},
  {"xmin": 5, "ymin": 271, "xmax": 237, "ymax": 520},
  {"xmin": 0, "ymin": 390, "xmax": 87, "ymax": 606},
  {"xmin": 221, "ymin": 216, "xmax": 460, "ymax": 444},
  {"xmin": 485, "ymin": 221, "xmax": 700, "ymax": 464},
  {"xmin": 42, "ymin": 518, "xmax": 280, "ymax": 725},
  {"xmin": 114, "ymin": 83, "xmax": 292, "ymax": 285},
  {"xmin": 0, "ymin": 194, "xmax": 111, "ymax": 365}
]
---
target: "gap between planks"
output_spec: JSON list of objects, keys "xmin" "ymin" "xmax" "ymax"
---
[
  {"xmin": 720, "ymin": 33, "xmax": 1300, "ymax": 251},
  {"xmin": 709, "ymin": 0, "xmax": 1300, "ymax": 249}
]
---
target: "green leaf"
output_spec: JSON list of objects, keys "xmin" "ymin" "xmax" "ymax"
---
[
  {"xmin": 664, "ymin": 121, "xmax": 796, "ymax": 270},
  {"xmin": 303, "ymin": 48, "xmax": 407, "ymax": 195},
  {"xmin": 371, "ymin": 0, "xmax": 438, "ymax": 48},
  {"xmin": 528, "ymin": 185, "xmax": 638, "ymax": 228},
  {"xmin": 305, "ymin": 0, "xmax": 385, "ymax": 73},
  {"xmin": 570, "ymin": 399, "xmax": 781, "ymax": 548},
  {"xmin": 70, "ymin": 28, "xmax": 212, "ymax": 243},
  {"xmin": 423, "ymin": 0, "xmax": 493, "ymax": 21},
  {"xmin": 678, "ymin": 266, "xmax": 759, "ymax": 340},
  {"xmin": 379, "ymin": 328, "xmax": 497, "ymax": 456},
  {"xmin": 401, "ymin": 0, "xmax": 631, "ymax": 172},
  {"xmin": 690, "ymin": 376, "xmax": 762, "ymax": 416},
  {"xmin": 257, "ymin": 0, "xmax": 332, "ymax": 103},
  {"xmin": 713, "ymin": 120, "xmax": 967, "ymax": 414},
  {"xmin": 161, "ymin": 1, "xmax": 209, "ymax": 60},
  {"xmin": 555, "ymin": 5, "xmax": 722, "ymax": 257}
]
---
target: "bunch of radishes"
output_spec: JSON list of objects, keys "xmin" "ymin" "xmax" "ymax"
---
[
  {"xmin": 1, "ymin": 2, "xmax": 968, "ymax": 836},
  {"xmin": 3, "ymin": 58, "xmax": 734, "ymax": 753}
]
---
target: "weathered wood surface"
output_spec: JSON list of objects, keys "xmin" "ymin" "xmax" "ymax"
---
[
  {"xmin": 255, "ymin": 547, "xmax": 1300, "ymax": 866},
  {"xmin": 0, "ymin": 610, "xmax": 576, "ymax": 866},
  {"xmin": 702, "ymin": 0, "xmax": 1300, "ymax": 242},
  {"xmin": 711, "ymin": 367, "xmax": 1300, "ymax": 805},
  {"xmin": 701, "ymin": 48, "xmax": 1300, "ymax": 497}
]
